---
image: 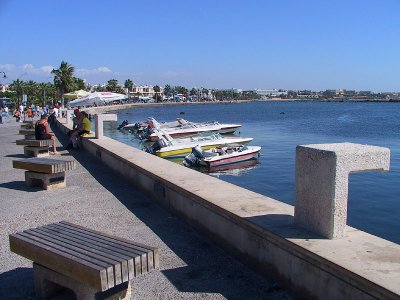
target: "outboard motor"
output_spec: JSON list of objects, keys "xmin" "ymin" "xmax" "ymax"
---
[
  {"xmin": 140, "ymin": 126, "xmax": 154, "ymax": 140},
  {"xmin": 183, "ymin": 145, "xmax": 205, "ymax": 167},
  {"xmin": 144, "ymin": 139, "xmax": 166, "ymax": 154},
  {"xmin": 117, "ymin": 120, "xmax": 129, "ymax": 130}
]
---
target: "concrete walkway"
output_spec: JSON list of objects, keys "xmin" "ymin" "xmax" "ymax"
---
[{"xmin": 0, "ymin": 117, "xmax": 292, "ymax": 299}]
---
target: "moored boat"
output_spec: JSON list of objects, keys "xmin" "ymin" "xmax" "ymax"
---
[
  {"xmin": 144, "ymin": 117, "xmax": 241, "ymax": 141},
  {"xmin": 145, "ymin": 131, "xmax": 253, "ymax": 158},
  {"xmin": 183, "ymin": 145, "xmax": 261, "ymax": 168}
]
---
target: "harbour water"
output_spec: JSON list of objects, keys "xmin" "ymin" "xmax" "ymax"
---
[{"xmin": 104, "ymin": 101, "xmax": 400, "ymax": 244}]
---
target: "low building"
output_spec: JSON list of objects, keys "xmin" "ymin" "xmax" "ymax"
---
[
  {"xmin": 129, "ymin": 85, "xmax": 164, "ymax": 98},
  {"xmin": 255, "ymin": 89, "xmax": 288, "ymax": 98}
]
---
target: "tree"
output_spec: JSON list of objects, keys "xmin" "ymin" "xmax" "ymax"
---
[
  {"xmin": 106, "ymin": 79, "xmax": 118, "ymax": 92},
  {"xmin": 153, "ymin": 85, "xmax": 161, "ymax": 102},
  {"xmin": 73, "ymin": 77, "xmax": 86, "ymax": 90},
  {"xmin": 9, "ymin": 79, "xmax": 24, "ymax": 102},
  {"xmin": 174, "ymin": 86, "xmax": 188, "ymax": 97},
  {"xmin": 190, "ymin": 88, "xmax": 197, "ymax": 96},
  {"xmin": 51, "ymin": 61, "xmax": 75, "ymax": 105},
  {"xmin": 164, "ymin": 84, "xmax": 172, "ymax": 97},
  {"xmin": 124, "ymin": 79, "xmax": 133, "ymax": 92}
]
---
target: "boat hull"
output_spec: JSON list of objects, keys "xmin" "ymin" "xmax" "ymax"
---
[
  {"xmin": 155, "ymin": 138, "xmax": 253, "ymax": 158},
  {"xmin": 202, "ymin": 148, "xmax": 261, "ymax": 167}
]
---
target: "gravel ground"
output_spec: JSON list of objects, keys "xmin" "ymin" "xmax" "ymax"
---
[{"xmin": 0, "ymin": 116, "xmax": 293, "ymax": 300}]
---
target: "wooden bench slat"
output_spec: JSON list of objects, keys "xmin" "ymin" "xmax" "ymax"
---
[
  {"xmin": 10, "ymin": 233, "xmax": 109, "ymax": 291},
  {"xmin": 24, "ymin": 229, "xmax": 122, "ymax": 286},
  {"xmin": 60, "ymin": 221, "xmax": 159, "ymax": 270},
  {"xmin": 17, "ymin": 231, "xmax": 115, "ymax": 289},
  {"xmin": 12, "ymin": 158, "xmax": 76, "ymax": 174},
  {"xmin": 51, "ymin": 223, "xmax": 146, "ymax": 275},
  {"xmin": 40, "ymin": 225, "xmax": 138, "ymax": 280},
  {"xmin": 54, "ymin": 223, "xmax": 153, "ymax": 273},
  {"xmin": 34, "ymin": 227, "xmax": 131, "ymax": 282}
]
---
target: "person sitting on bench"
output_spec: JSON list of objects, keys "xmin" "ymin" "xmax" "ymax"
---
[
  {"xmin": 35, "ymin": 113, "xmax": 59, "ymax": 155},
  {"xmin": 66, "ymin": 111, "xmax": 91, "ymax": 149}
]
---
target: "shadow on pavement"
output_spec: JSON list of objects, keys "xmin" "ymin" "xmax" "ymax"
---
[
  {"xmin": 0, "ymin": 268, "xmax": 36, "ymax": 299},
  {"xmin": 48, "ymin": 125, "xmax": 288, "ymax": 300},
  {"xmin": 0, "ymin": 181, "xmax": 41, "ymax": 192}
]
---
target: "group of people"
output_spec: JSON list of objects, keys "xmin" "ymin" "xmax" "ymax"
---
[{"xmin": 31, "ymin": 107, "xmax": 91, "ymax": 154}]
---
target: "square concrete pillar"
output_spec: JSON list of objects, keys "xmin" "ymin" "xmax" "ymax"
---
[
  {"xmin": 295, "ymin": 143, "xmax": 390, "ymax": 239},
  {"xmin": 66, "ymin": 110, "xmax": 73, "ymax": 125},
  {"xmin": 95, "ymin": 114, "xmax": 117, "ymax": 139}
]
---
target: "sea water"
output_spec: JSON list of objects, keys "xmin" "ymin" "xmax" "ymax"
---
[{"xmin": 104, "ymin": 101, "xmax": 400, "ymax": 244}]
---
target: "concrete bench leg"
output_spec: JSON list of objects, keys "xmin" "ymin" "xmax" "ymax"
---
[
  {"xmin": 24, "ymin": 146, "xmax": 49, "ymax": 158},
  {"xmin": 25, "ymin": 171, "xmax": 66, "ymax": 190},
  {"xmin": 33, "ymin": 263, "xmax": 132, "ymax": 300},
  {"xmin": 24, "ymin": 134, "xmax": 36, "ymax": 140}
]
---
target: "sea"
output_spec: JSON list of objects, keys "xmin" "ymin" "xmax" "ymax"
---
[{"xmin": 103, "ymin": 101, "xmax": 400, "ymax": 244}]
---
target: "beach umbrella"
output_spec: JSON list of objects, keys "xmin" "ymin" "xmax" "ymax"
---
[
  {"xmin": 63, "ymin": 90, "xmax": 91, "ymax": 100},
  {"xmin": 69, "ymin": 92, "xmax": 127, "ymax": 107}
]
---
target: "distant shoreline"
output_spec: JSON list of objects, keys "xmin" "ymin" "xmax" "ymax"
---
[{"xmin": 82, "ymin": 97, "xmax": 399, "ymax": 115}]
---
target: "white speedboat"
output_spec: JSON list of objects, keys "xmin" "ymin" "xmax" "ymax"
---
[
  {"xmin": 183, "ymin": 145, "xmax": 261, "ymax": 168},
  {"xmin": 145, "ymin": 117, "xmax": 241, "ymax": 141},
  {"xmin": 145, "ymin": 131, "xmax": 253, "ymax": 158}
]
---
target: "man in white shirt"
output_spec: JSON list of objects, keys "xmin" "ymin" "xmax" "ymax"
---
[{"xmin": 53, "ymin": 106, "xmax": 59, "ymax": 118}]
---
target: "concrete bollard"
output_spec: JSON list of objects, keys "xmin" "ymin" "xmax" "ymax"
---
[
  {"xmin": 59, "ymin": 108, "xmax": 67, "ymax": 118},
  {"xmin": 294, "ymin": 142, "xmax": 390, "ymax": 239},
  {"xmin": 95, "ymin": 114, "xmax": 117, "ymax": 139},
  {"xmin": 66, "ymin": 110, "xmax": 73, "ymax": 125}
]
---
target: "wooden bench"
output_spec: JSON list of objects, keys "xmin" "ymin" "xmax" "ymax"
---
[
  {"xmin": 16, "ymin": 139, "xmax": 53, "ymax": 157},
  {"xmin": 9, "ymin": 221, "xmax": 159, "ymax": 300},
  {"xmin": 12, "ymin": 158, "xmax": 76, "ymax": 190}
]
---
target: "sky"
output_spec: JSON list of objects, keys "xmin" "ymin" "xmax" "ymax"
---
[{"xmin": 0, "ymin": 0, "xmax": 399, "ymax": 91}]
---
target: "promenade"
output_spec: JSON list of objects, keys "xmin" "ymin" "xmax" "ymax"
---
[{"xmin": 0, "ymin": 118, "xmax": 291, "ymax": 299}]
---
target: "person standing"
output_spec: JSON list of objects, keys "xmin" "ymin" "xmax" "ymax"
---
[{"xmin": 18, "ymin": 103, "xmax": 24, "ymax": 122}]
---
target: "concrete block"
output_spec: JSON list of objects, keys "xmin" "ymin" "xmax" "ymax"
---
[
  {"xmin": 66, "ymin": 110, "xmax": 73, "ymax": 125},
  {"xmin": 23, "ymin": 134, "xmax": 36, "ymax": 140},
  {"xmin": 24, "ymin": 146, "xmax": 49, "ymax": 158},
  {"xmin": 33, "ymin": 263, "xmax": 132, "ymax": 300},
  {"xmin": 95, "ymin": 114, "xmax": 118, "ymax": 139},
  {"xmin": 25, "ymin": 171, "xmax": 66, "ymax": 190},
  {"xmin": 295, "ymin": 143, "xmax": 390, "ymax": 239}
]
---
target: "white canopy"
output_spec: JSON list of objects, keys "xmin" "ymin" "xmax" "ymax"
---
[{"xmin": 69, "ymin": 92, "xmax": 127, "ymax": 107}]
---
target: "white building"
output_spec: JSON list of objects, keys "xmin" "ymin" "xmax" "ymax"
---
[
  {"xmin": 255, "ymin": 88, "xmax": 288, "ymax": 97},
  {"xmin": 129, "ymin": 85, "xmax": 164, "ymax": 98}
]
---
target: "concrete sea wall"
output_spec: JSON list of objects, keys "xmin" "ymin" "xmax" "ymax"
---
[{"xmin": 56, "ymin": 118, "xmax": 400, "ymax": 300}]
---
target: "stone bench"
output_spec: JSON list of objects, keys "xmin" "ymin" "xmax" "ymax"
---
[
  {"xmin": 16, "ymin": 139, "xmax": 53, "ymax": 157},
  {"xmin": 12, "ymin": 158, "xmax": 76, "ymax": 190},
  {"xmin": 19, "ymin": 129, "xmax": 36, "ymax": 140},
  {"xmin": 21, "ymin": 122, "xmax": 34, "ymax": 129},
  {"xmin": 9, "ymin": 221, "xmax": 159, "ymax": 300}
]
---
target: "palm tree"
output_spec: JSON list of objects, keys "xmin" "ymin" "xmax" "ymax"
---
[
  {"xmin": 51, "ymin": 61, "xmax": 75, "ymax": 106},
  {"xmin": 124, "ymin": 79, "xmax": 133, "ymax": 92},
  {"xmin": 9, "ymin": 79, "xmax": 24, "ymax": 103},
  {"xmin": 106, "ymin": 79, "xmax": 118, "ymax": 92},
  {"xmin": 153, "ymin": 85, "xmax": 161, "ymax": 102},
  {"xmin": 164, "ymin": 84, "xmax": 171, "ymax": 98}
]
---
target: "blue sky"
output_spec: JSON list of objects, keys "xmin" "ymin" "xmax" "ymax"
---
[{"xmin": 1, "ymin": 0, "xmax": 399, "ymax": 91}]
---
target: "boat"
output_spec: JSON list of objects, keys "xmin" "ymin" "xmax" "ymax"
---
[
  {"xmin": 142, "ymin": 117, "xmax": 241, "ymax": 141},
  {"xmin": 183, "ymin": 145, "xmax": 261, "ymax": 168},
  {"xmin": 145, "ymin": 131, "xmax": 253, "ymax": 158}
]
